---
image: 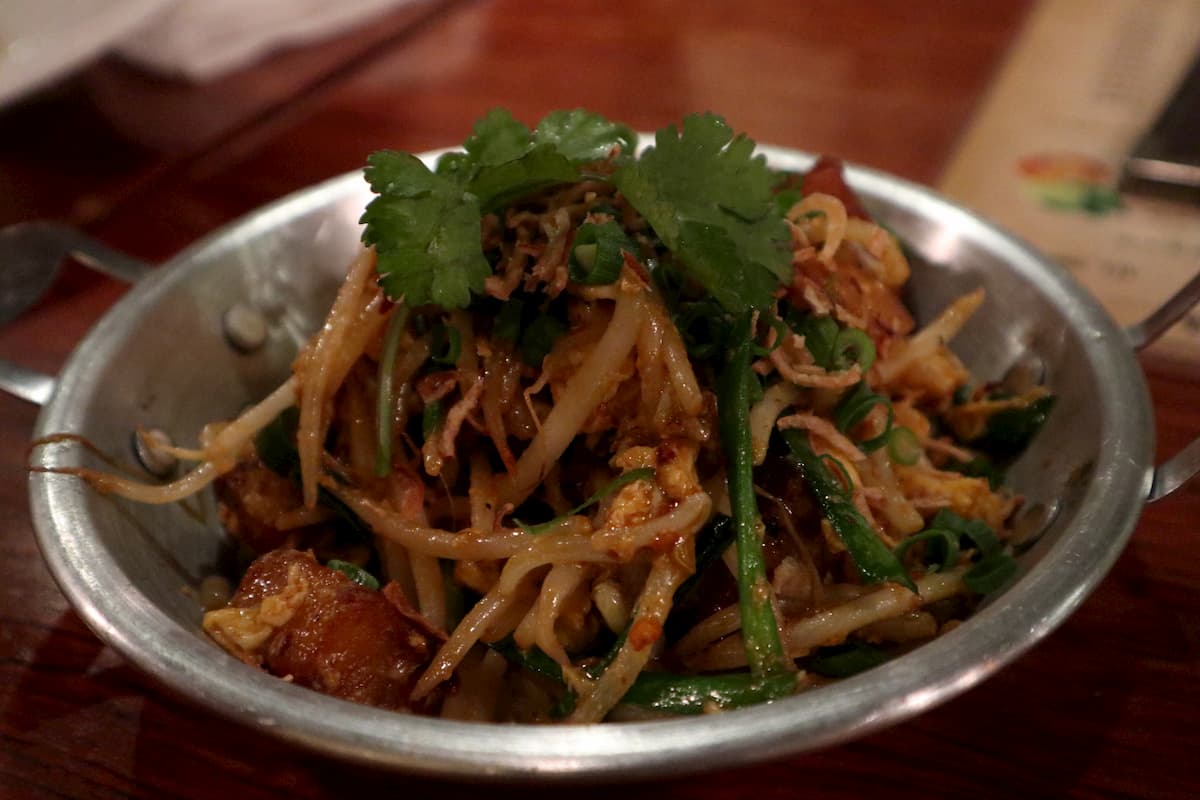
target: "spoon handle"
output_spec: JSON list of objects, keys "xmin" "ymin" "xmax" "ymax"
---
[
  {"xmin": 0, "ymin": 361, "xmax": 55, "ymax": 406},
  {"xmin": 0, "ymin": 224, "xmax": 152, "ymax": 407}
]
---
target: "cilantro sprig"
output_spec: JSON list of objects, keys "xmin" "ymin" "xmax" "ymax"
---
[
  {"xmin": 611, "ymin": 113, "xmax": 793, "ymax": 313},
  {"xmin": 362, "ymin": 108, "xmax": 636, "ymax": 309},
  {"xmin": 360, "ymin": 152, "xmax": 491, "ymax": 309},
  {"xmin": 360, "ymin": 109, "xmax": 792, "ymax": 315}
]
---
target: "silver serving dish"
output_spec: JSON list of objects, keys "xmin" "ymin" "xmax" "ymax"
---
[{"xmin": 7, "ymin": 144, "xmax": 1199, "ymax": 780}]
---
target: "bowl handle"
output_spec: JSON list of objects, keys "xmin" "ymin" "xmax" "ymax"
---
[
  {"xmin": 1124, "ymin": 271, "xmax": 1200, "ymax": 502},
  {"xmin": 0, "ymin": 224, "xmax": 152, "ymax": 406}
]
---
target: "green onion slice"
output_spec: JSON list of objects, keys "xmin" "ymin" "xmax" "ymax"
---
[
  {"xmin": 833, "ymin": 381, "xmax": 893, "ymax": 452},
  {"xmin": 569, "ymin": 220, "xmax": 634, "ymax": 285},
  {"xmin": 887, "ymin": 425, "xmax": 921, "ymax": 465},
  {"xmin": 893, "ymin": 528, "xmax": 960, "ymax": 573},
  {"xmin": 928, "ymin": 509, "xmax": 1001, "ymax": 557},
  {"xmin": 963, "ymin": 551, "xmax": 1018, "ymax": 594},
  {"xmin": 830, "ymin": 327, "xmax": 875, "ymax": 372}
]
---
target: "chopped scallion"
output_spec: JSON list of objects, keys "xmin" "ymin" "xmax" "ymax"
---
[
  {"xmin": 830, "ymin": 327, "xmax": 875, "ymax": 372},
  {"xmin": 887, "ymin": 425, "xmax": 921, "ymax": 465},
  {"xmin": 893, "ymin": 527, "xmax": 960, "ymax": 573},
  {"xmin": 804, "ymin": 640, "xmax": 890, "ymax": 678},
  {"xmin": 833, "ymin": 381, "xmax": 893, "ymax": 452},
  {"xmin": 569, "ymin": 220, "xmax": 634, "ymax": 285},
  {"xmin": 963, "ymin": 551, "xmax": 1018, "ymax": 594},
  {"xmin": 781, "ymin": 429, "xmax": 916, "ymax": 592},
  {"xmin": 619, "ymin": 671, "xmax": 798, "ymax": 715},
  {"xmin": 514, "ymin": 467, "xmax": 655, "ymax": 534},
  {"xmin": 326, "ymin": 559, "xmax": 381, "ymax": 590},
  {"xmin": 718, "ymin": 314, "xmax": 791, "ymax": 678}
]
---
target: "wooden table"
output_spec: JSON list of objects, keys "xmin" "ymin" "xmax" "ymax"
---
[{"xmin": 2, "ymin": 1, "xmax": 1197, "ymax": 797}]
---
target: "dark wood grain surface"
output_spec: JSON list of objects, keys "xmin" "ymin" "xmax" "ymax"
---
[{"xmin": 2, "ymin": 2, "xmax": 1197, "ymax": 798}]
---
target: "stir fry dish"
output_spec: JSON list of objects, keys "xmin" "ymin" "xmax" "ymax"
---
[{"xmin": 41, "ymin": 109, "xmax": 1054, "ymax": 722}]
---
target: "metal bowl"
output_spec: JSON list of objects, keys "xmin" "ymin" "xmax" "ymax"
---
[{"xmin": 21, "ymin": 144, "xmax": 1199, "ymax": 780}]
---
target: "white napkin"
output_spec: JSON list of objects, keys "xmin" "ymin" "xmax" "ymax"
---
[{"xmin": 117, "ymin": 0, "xmax": 424, "ymax": 81}]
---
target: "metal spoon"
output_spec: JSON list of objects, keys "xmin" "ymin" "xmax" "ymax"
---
[{"xmin": 0, "ymin": 221, "xmax": 151, "ymax": 403}]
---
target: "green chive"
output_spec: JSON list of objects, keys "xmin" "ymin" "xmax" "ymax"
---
[
  {"xmin": 929, "ymin": 509, "xmax": 1001, "ymax": 557},
  {"xmin": 619, "ymin": 671, "xmax": 797, "ymax": 715},
  {"xmin": 255, "ymin": 407, "xmax": 301, "ymax": 477},
  {"xmin": 972, "ymin": 394, "xmax": 1057, "ymax": 461},
  {"xmin": 374, "ymin": 305, "xmax": 410, "ymax": 477},
  {"xmin": 945, "ymin": 454, "xmax": 1006, "ymax": 489},
  {"xmin": 781, "ymin": 429, "xmax": 916, "ymax": 592},
  {"xmin": 514, "ymin": 467, "xmax": 655, "ymax": 534},
  {"xmin": 326, "ymin": 559, "xmax": 380, "ymax": 590},
  {"xmin": 430, "ymin": 322, "xmax": 462, "ymax": 366},
  {"xmin": 804, "ymin": 640, "xmax": 890, "ymax": 678},
  {"xmin": 421, "ymin": 401, "xmax": 442, "ymax": 442},
  {"xmin": 718, "ymin": 314, "xmax": 791, "ymax": 678}
]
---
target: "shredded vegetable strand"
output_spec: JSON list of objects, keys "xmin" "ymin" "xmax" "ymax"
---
[
  {"xmin": 297, "ymin": 249, "xmax": 381, "ymax": 507},
  {"xmin": 568, "ymin": 547, "xmax": 690, "ymax": 723},
  {"xmin": 34, "ymin": 376, "xmax": 297, "ymax": 504},
  {"xmin": 500, "ymin": 279, "xmax": 646, "ymax": 507},
  {"xmin": 412, "ymin": 580, "xmax": 536, "ymax": 702}
]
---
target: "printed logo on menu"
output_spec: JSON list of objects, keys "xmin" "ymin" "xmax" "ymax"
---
[{"xmin": 1016, "ymin": 153, "xmax": 1122, "ymax": 215}]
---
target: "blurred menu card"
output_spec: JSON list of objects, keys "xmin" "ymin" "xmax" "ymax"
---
[{"xmin": 940, "ymin": 0, "xmax": 1200, "ymax": 362}]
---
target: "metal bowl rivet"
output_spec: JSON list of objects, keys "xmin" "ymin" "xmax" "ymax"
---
[
  {"xmin": 222, "ymin": 302, "xmax": 268, "ymax": 353},
  {"xmin": 132, "ymin": 428, "xmax": 177, "ymax": 478}
]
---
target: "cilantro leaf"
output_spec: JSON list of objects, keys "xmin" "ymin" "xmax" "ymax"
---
[
  {"xmin": 360, "ymin": 150, "xmax": 490, "ymax": 308},
  {"xmin": 465, "ymin": 110, "xmax": 637, "ymax": 212},
  {"xmin": 612, "ymin": 113, "xmax": 792, "ymax": 313},
  {"xmin": 675, "ymin": 220, "xmax": 781, "ymax": 315},
  {"xmin": 468, "ymin": 144, "xmax": 578, "ymax": 213},
  {"xmin": 533, "ymin": 109, "xmax": 638, "ymax": 163},
  {"xmin": 463, "ymin": 108, "xmax": 533, "ymax": 166}
]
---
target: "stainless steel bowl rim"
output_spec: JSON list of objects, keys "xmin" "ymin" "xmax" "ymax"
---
[{"xmin": 28, "ymin": 144, "xmax": 1154, "ymax": 781}]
